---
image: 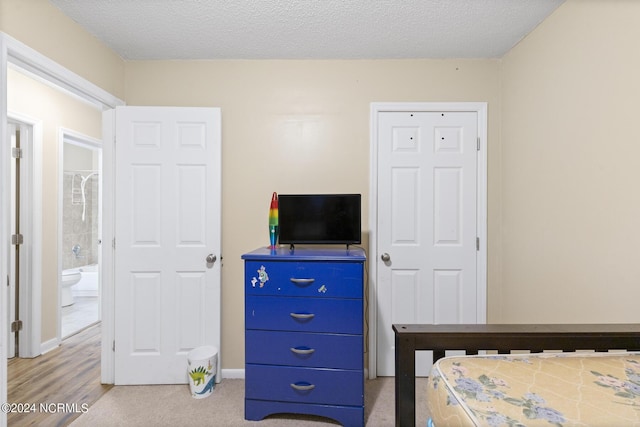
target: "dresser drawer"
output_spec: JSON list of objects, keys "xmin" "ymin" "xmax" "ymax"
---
[
  {"xmin": 245, "ymin": 261, "xmax": 362, "ymax": 298},
  {"xmin": 246, "ymin": 330, "xmax": 362, "ymax": 369},
  {"xmin": 246, "ymin": 365, "xmax": 363, "ymax": 406},
  {"xmin": 246, "ymin": 295, "xmax": 363, "ymax": 334}
]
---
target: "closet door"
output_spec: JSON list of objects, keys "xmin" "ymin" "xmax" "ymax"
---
[{"xmin": 375, "ymin": 107, "xmax": 485, "ymax": 377}]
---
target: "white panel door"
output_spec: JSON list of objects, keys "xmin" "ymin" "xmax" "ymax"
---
[
  {"xmin": 376, "ymin": 111, "xmax": 479, "ymax": 376},
  {"xmin": 114, "ymin": 106, "xmax": 221, "ymax": 385}
]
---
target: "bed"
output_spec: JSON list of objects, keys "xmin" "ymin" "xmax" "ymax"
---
[{"xmin": 393, "ymin": 323, "xmax": 640, "ymax": 427}]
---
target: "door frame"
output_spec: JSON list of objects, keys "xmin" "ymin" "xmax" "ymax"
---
[
  {"xmin": 7, "ymin": 113, "xmax": 43, "ymax": 358},
  {"xmin": 1, "ymin": 32, "xmax": 125, "ymax": 424},
  {"xmin": 368, "ymin": 102, "xmax": 488, "ymax": 379}
]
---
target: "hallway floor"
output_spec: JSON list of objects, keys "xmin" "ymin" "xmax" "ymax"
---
[{"xmin": 7, "ymin": 324, "xmax": 108, "ymax": 426}]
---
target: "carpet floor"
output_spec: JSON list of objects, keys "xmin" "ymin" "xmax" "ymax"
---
[{"xmin": 70, "ymin": 377, "xmax": 429, "ymax": 426}]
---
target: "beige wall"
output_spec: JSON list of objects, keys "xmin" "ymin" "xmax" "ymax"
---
[
  {"xmin": 498, "ymin": 0, "xmax": 640, "ymax": 323},
  {"xmin": 0, "ymin": 0, "xmax": 125, "ymax": 99},
  {"xmin": 7, "ymin": 68, "xmax": 102, "ymax": 341},
  {"xmin": 124, "ymin": 59, "xmax": 500, "ymax": 367}
]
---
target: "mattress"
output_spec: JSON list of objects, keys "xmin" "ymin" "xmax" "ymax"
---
[{"xmin": 426, "ymin": 351, "xmax": 640, "ymax": 426}]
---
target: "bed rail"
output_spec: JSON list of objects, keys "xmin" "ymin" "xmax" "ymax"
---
[{"xmin": 393, "ymin": 323, "xmax": 640, "ymax": 427}]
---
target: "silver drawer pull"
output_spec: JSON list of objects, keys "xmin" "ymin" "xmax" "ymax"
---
[
  {"xmin": 290, "ymin": 347, "xmax": 315, "ymax": 355},
  {"xmin": 290, "ymin": 382, "xmax": 315, "ymax": 391},
  {"xmin": 290, "ymin": 278, "xmax": 315, "ymax": 286},
  {"xmin": 290, "ymin": 313, "xmax": 315, "ymax": 320}
]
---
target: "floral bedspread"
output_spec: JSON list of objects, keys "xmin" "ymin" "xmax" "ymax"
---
[{"xmin": 426, "ymin": 351, "xmax": 640, "ymax": 426}]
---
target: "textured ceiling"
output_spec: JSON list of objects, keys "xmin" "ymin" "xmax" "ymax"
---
[{"xmin": 48, "ymin": 0, "xmax": 564, "ymax": 60}]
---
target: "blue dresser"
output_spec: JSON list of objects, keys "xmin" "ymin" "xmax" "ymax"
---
[{"xmin": 242, "ymin": 247, "xmax": 366, "ymax": 426}]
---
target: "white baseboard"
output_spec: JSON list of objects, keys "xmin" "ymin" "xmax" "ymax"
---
[
  {"xmin": 221, "ymin": 369, "xmax": 245, "ymax": 379},
  {"xmin": 40, "ymin": 337, "xmax": 60, "ymax": 355}
]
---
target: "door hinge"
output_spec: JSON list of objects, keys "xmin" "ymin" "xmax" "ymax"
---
[
  {"xmin": 476, "ymin": 237, "xmax": 480, "ymax": 251},
  {"xmin": 113, "ymin": 340, "xmax": 116, "ymax": 352},
  {"xmin": 477, "ymin": 137, "xmax": 481, "ymax": 151},
  {"xmin": 11, "ymin": 320, "xmax": 23, "ymax": 333},
  {"xmin": 11, "ymin": 147, "xmax": 23, "ymax": 158},
  {"xmin": 112, "ymin": 238, "xmax": 116, "ymax": 250},
  {"xmin": 11, "ymin": 234, "xmax": 24, "ymax": 245}
]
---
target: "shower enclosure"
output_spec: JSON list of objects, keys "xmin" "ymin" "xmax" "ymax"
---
[
  {"xmin": 63, "ymin": 170, "xmax": 99, "ymax": 269},
  {"xmin": 61, "ymin": 141, "xmax": 101, "ymax": 337}
]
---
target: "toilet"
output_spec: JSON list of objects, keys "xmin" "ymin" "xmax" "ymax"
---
[{"xmin": 61, "ymin": 269, "xmax": 82, "ymax": 307}]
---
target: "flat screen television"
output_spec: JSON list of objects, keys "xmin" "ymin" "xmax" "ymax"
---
[{"xmin": 278, "ymin": 194, "xmax": 361, "ymax": 245}]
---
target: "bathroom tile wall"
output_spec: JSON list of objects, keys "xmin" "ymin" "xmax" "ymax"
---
[{"xmin": 62, "ymin": 173, "xmax": 99, "ymax": 269}]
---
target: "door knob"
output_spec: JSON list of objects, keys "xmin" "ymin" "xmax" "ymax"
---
[
  {"xmin": 206, "ymin": 254, "xmax": 217, "ymax": 264},
  {"xmin": 381, "ymin": 253, "xmax": 391, "ymax": 262}
]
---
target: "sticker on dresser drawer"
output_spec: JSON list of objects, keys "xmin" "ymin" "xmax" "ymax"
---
[
  {"xmin": 249, "ymin": 265, "xmax": 270, "ymax": 288},
  {"xmin": 245, "ymin": 260, "xmax": 363, "ymax": 298}
]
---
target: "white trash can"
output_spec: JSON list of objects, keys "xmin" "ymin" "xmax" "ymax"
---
[{"xmin": 187, "ymin": 345, "xmax": 218, "ymax": 399}]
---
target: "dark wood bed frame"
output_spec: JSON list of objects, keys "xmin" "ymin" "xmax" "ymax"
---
[{"xmin": 393, "ymin": 323, "xmax": 640, "ymax": 427}]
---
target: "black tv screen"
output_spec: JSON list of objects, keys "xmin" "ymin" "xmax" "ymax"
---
[{"xmin": 278, "ymin": 194, "xmax": 361, "ymax": 245}]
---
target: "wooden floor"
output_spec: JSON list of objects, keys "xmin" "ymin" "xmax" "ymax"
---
[{"xmin": 7, "ymin": 324, "xmax": 112, "ymax": 426}]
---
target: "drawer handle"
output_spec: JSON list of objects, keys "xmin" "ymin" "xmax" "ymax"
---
[
  {"xmin": 290, "ymin": 346, "xmax": 315, "ymax": 355},
  {"xmin": 290, "ymin": 278, "xmax": 315, "ymax": 286},
  {"xmin": 290, "ymin": 313, "xmax": 315, "ymax": 320},
  {"xmin": 290, "ymin": 382, "xmax": 315, "ymax": 391}
]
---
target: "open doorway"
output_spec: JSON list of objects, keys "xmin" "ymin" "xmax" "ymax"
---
[
  {"xmin": 2, "ymin": 34, "xmax": 125, "ymax": 424},
  {"xmin": 6, "ymin": 65, "xmax": 103, "ymax": 355},
  {"xmin": 59, "ymin": 132, "xmax": 102, "ymax": 339}
]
